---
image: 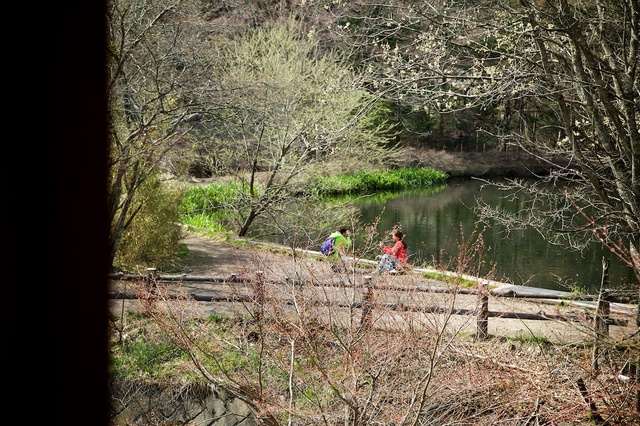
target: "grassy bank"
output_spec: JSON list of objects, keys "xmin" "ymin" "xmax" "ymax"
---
[
  {"xmin": 180, "ymin": 167, "xmax": 448, "ymax": 231},
  {"xmin": 307, "ymin": 167, "xmax": 448, "ymax": 196}
]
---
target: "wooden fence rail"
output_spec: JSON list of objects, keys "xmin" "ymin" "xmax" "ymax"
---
[
  {"xmin": 109, "ymin": 269, "xmax": 628, "ymax": 338},
  {"xmin": 110, "ymin": 260, "xmax": 639, "ymax": 413},
  {"xmin": 108, "ymin": 272, "xmax": 632, "ymax": 303}
]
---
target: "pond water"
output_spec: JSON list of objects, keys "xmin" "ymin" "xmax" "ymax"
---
[{"xmin": 353, "ymin": 177, "xmax": 635, "ymax": 294}]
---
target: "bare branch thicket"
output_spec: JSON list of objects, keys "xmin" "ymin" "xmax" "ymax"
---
[
  {"xmin": 119, "ymin": 225, "xmax": 639, "ymax": 425},
  {"xmin": 107, "ymin": 0, "xmax": 215, "ymax": 269},
  {"xmin": 127, "ymin": 266, "xmax": 639, "ymax": 424}
]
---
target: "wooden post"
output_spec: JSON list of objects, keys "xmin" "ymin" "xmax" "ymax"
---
[
  {"xmin": 145, "ymin": 267, "xmax": 157, "ymax": 289},
  {"xmin": 595, "ymin": 290, "xmax": 610, "ymax": 337},
  {"xmin": 120, "ymin": 275, "xmax": 128, "ymax": 324},
  {"xmin": 254, "ymin": 271, "xmax": 265, "ymax": 322},
  {"xmin": 145, "ymin": 267, "xmax": 158, "ymax": 300},
  {"xmin": 477, "ymin": 282, "xmax": 489, "ymax": 340},
  {"xmin": 592, "ymin": 258, "xmax": 610, "ymax": 371},
  {"xmin": 360, "ymin": 277, "xmax": 374, "ymax": 331}
]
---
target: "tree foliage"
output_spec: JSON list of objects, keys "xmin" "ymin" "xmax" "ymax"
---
[
  {"xmin": 197, "ymin": 18, "xmax": 397, "ymax": 237},
  {"xmin": 113, "ymin": 172, "xmax": 184, "ymax": 272},
  {"xmin": 106, "ymin": 0, "xmax": 205, "ymax": 269},
  {"xmin": 106, "ymin": 0, "xmax": 639, "ymax": 281},
  {"xmin": 324, "ymin": 0, "xmax": 639, "ymax": 288},
  {"xmin": 105, "ymin": 1, "xmax": 401, "ymax": 264}
]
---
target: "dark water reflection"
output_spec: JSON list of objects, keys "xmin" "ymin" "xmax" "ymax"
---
[{"xmin": 354, "ymin": 177, "xmax": 635, "ymax": 293}]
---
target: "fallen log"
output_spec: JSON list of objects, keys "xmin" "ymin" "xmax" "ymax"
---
[
  {"xmin": 108, "ymin": 291, "xmax": 252, "ymax": 303},
  {"xmin": 108, "ymin": 272, "xmax": 238, "ymax": 283}
]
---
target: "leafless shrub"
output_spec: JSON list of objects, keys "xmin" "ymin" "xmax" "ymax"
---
[{"xmin": 118, "ymin": 227, "xmax": 638, "ymax": 424}]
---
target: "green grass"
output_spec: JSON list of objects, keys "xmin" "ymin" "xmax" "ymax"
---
[
  {"xmin": 206, "ymin": 313, "xmax": 225, "ymax": 324},
  {"xmin": 180, "ymin": 181, "xmax": 249, "ymax": 215},
  {"xmin": 507, "ymin": 333, "xmax": 551, "ymax": 345},
  {"xmin": 178, "ymin": 166, "xmax": 448, "ymax": 237},
  {"xmin": 110, "ymin": 339, "xmax": 184, "ymax": 379},
  {"xmin": 203, "ymin": 349, "xmax": 252, "ymax": 374},
  {"xmin": 421, "ymin": 271, "xmax": 478, "ymax": 288},
  {"xmin": 181, "ymin": 212, "xmax": 231, "ymax": 234},
  {"xmin": 308, "ymin": 167, "xmax": 448, "ymax": 197},
  {"xmin": 180, "ymin": 181, "xmax": 248, "ymax": 234}
]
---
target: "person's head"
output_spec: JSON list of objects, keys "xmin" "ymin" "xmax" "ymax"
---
[
  {"xmin": 392, "ymin": 230, "xmax": 407, "ymax": 248},
  {"xmin": 338, "ymin": 226, "xmax": 350, "ymax": 237}
]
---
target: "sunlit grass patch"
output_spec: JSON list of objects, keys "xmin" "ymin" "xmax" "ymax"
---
[
  {"xmin": 309, "ymin": 167, "xmax": 448, "ymax": 197},
  {"xmin": 507, "ymin": 333, "xmax": 551, "ymax": 345},
  {"xmin": 421, "ymin": 271, "xmax": 478, "ymax": 288}
]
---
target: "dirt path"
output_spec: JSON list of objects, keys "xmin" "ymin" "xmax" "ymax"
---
[
  {"xmin": 109, "ymin": 232, "xmax": 638, "ymax": 344},
  {"xmin": 178, "ymin": 233, "xmax": 258, "ymax": 277}
]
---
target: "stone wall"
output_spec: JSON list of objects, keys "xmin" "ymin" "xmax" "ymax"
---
[{"xmin": 109, "ymin": 379, "xmax": 259, "ymax": 425}]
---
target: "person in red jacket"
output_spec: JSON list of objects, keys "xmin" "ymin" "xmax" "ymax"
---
[{"xmin": 375, "ymin": 229, "xmax": 408, "ymax": 274}]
